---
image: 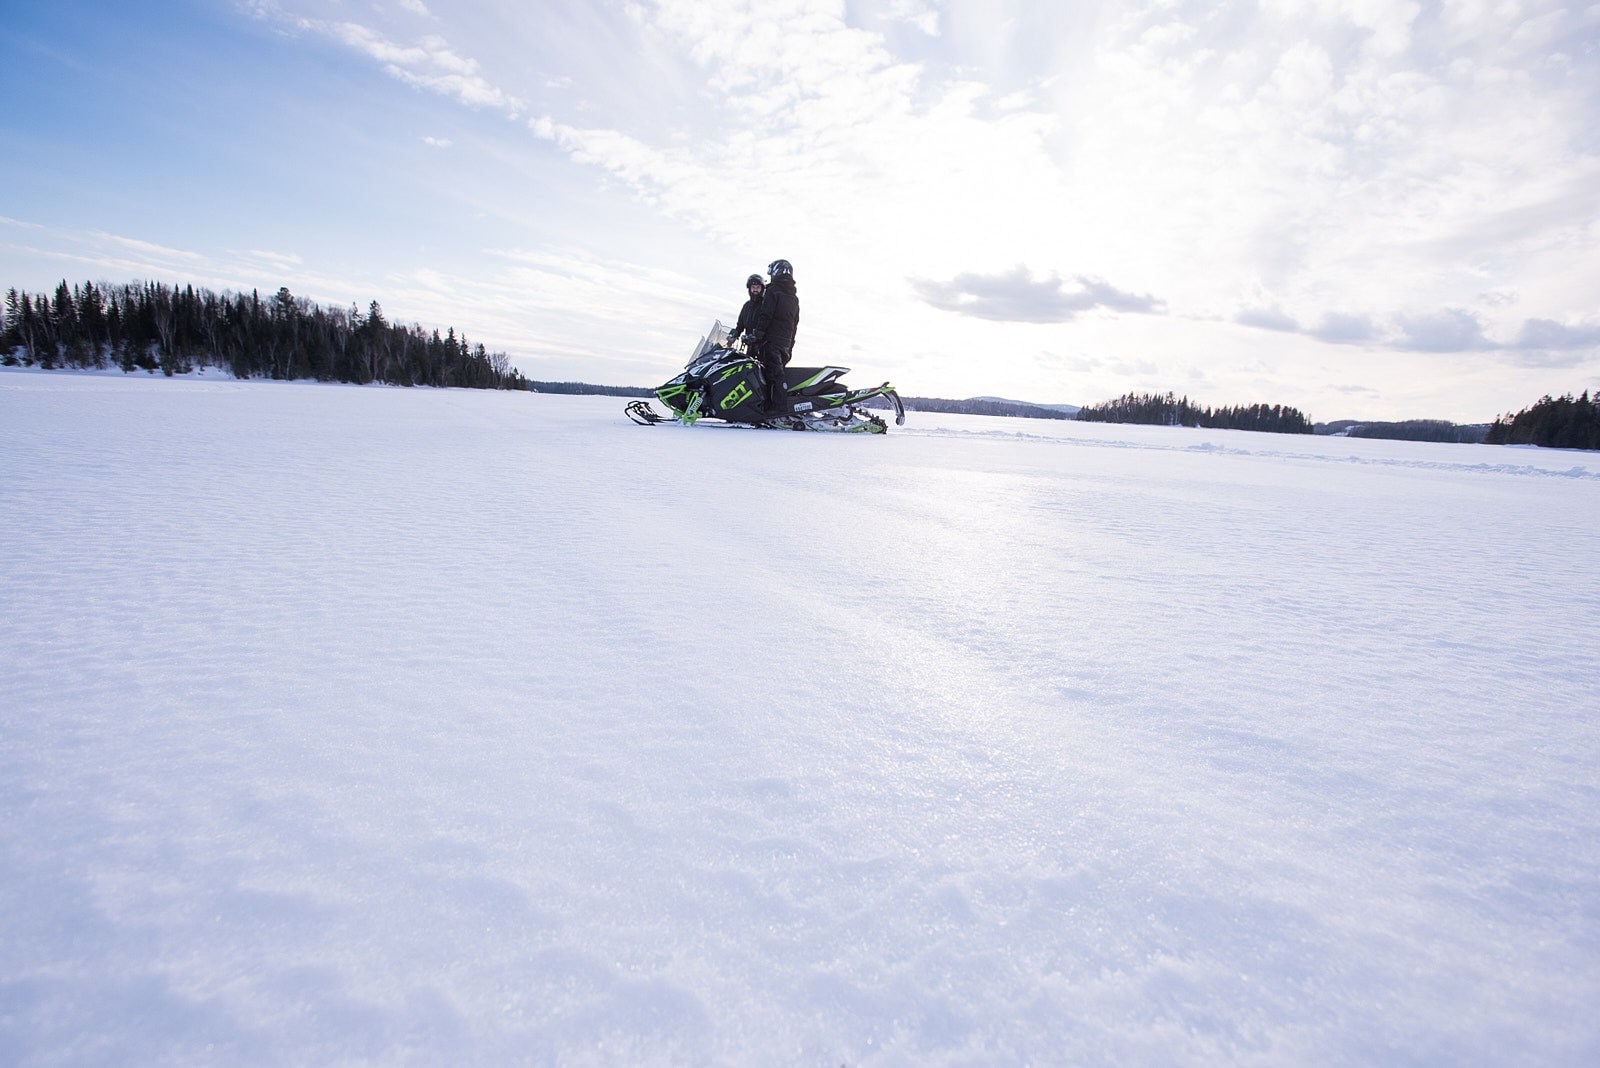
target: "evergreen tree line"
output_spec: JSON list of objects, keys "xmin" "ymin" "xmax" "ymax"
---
[
  {"xmin": 1344, "ymin": 419, "xmax": 1490, "ymax": 444},
  {"xmin": 1484, "ymin": 392, "xmax": 1600, "ymax": 449},
  {"xmin": 1075, "ymin": 391, "xmax": 1313, "ymax": 434},
  {"xmin": 3, "ymin": 280, "xmax": 527, "ymax": 390}
]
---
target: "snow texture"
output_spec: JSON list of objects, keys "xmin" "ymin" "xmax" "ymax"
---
[{"xmin": 2, "ymin": 369, "xmax": 1598, "ymax": 1066}]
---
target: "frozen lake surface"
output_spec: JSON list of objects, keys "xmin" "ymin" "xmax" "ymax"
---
[{"xmin": 3, "ymin": 369, "xmax": 1598, "ymax": 1065}]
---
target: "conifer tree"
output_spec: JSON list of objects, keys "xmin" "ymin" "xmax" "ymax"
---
[{"xmin": 0, "ymin": 278, "xmax": 527, "ymax": 391}]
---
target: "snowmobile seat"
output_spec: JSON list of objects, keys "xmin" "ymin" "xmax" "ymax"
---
[{"xmin": 784, "ymin": 366, "xmax": 850, "ymax": 395}]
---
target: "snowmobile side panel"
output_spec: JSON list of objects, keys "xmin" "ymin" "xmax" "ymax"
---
[{"xmin": 704, "ymin": 358, "xmax": 767, "ymax": 423}]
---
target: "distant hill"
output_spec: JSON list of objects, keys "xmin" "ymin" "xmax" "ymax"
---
[
  {"xmin": 1316, "ymin": 419, "xmax": 1490, "ymax": 443},
  {"xmin": 526, "ymin": 380, "xmax": 654, "ymax": 398},
  {"xmin": 971, "ymin": 396, "xmax": 1082, "ymax": 417},
  {"xmin": 875, "ymin": 395, "xmax": 1079, "ymax": 420}
]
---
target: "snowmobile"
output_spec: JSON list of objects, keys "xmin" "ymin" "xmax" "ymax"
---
[{"xmin": 625, "ymin": 321, "xmax": 905, "ymax": 433}]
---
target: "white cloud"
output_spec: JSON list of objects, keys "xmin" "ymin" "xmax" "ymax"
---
[
  {"xmin": 1256, "ymin": 0, "xmax": 1421, "ymax": 56},
  {"xmin": 1392, "ymin": 308, "xmax": 1499, "ymax": 352},
  {"xmin": 1236, "ymin": 306, "xmax": 1301, "ymax": 334},
  {"xmin": 1514, "ymin": 317, "xmax": 1600, "ymax": 352},
  {"xmin": 0, "ymin": 223, "xmax": 327, "ymax": 300},
  {"xmin": 914, "ymin": 266, "xmax": 1162, "ymax": 323},
  {"xmin": 245, "ymin": 249, "xmax": 305, "ymax": 269},
  {"xmin": 1309, "ymin": 312, "xmax": 1379, "ymax": 345},
  {"xmin": 244, "ymin": 5, "xmax": 525, "ymax": 115},
  {"xmin": 889, "ymin": 0, "xmax": 940, "ymax": 36},
  {"xmin": 88, "ymin": 231, "xmax": 207, "ymax": 263},
  {"xmin": 324, "ymin": 23, "xmax": 523, "ymax": 112}
]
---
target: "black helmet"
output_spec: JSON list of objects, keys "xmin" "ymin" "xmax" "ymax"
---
[
  {"xmin": 746, "ymin": 274, "xmax": 764, "ymax": 287},
  {"xmin": 767, "ymin": 259, "xmax": 793, "ymax": 277}
]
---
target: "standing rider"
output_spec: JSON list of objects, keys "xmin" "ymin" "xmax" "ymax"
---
[
  {"xmin": 746, "ymin": 259, "xmax": 799, "ymax": 418},
  {"xmin": 725, "ymin": 274, "xmax": 765, "ymax": 350}
]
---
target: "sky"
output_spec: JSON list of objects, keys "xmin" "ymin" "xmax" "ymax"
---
[{"xmin": 3, "ymin": 0, "xmax": 1599, "ymax": 421}]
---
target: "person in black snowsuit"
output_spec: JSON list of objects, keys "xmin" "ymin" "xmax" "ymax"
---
[
  {"xmin": 746, "ymin": 259, "xmax": 799, "ymax": 418},
  {"xmin": 725, "ymin": 274, "xmax": 765, "ymax": 349}
]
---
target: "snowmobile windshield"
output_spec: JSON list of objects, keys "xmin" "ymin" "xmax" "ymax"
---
[{"xmin": 685, "ymin": 320, "xmax": 730, "ymax": 366}]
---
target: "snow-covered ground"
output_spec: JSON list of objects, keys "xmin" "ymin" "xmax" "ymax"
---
[{"xmin": 3, "ymin": 368, "xmax": 1597, "ymax": 1067}]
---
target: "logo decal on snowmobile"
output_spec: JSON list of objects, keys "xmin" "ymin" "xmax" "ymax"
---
[{"xmin": 720, "ymin": 381, "xmax": 754, "ymax": 409}]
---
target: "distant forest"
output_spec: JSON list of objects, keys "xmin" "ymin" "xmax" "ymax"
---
[
  {"xmin": 1485, "ymin": 392, "xmax": 1600, "ymax": 450},
  {"xmin": 900, "ymin": 396, "xmax": 1074, "ymax": 420},
  {"xmin": 840, "ymin": 394, "xmax": 1071, "ymax": 419},
  {"xmin": 1076, "ymin": 391, "xmax": 1313, "ymax": 434},
  {"xmin": 1319, "ymin": 419, "xmax": 1490, "ymax": 443},
  {"xmin": 2, "ymin": 280, "xmax": 527, "ymax": 390},
  {"xmin": 524, "ymin": 379, "xmax": 653, "ymax": 398}
]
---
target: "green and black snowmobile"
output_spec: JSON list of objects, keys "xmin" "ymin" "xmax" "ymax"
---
[{"xmin": 625, "ymin": 321, "xmax": 905, "ymax": 433}]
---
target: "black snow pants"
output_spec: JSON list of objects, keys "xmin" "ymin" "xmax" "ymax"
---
[{"xmin": 760, "ymin": 343, "xmax": 792, "ymax": 416}]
